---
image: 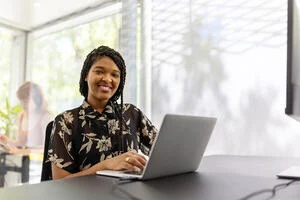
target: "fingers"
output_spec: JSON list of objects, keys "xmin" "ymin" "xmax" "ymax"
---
[
  {"xmin": 124, "ymin": 152, "xmax": 147, "ymax": 171},
  {"xmin": 102, "ymin": 151, "xmax": 148, "ymax": 171},
  {"xmin": 122, "ymin": 162, "xmax": 136, "ymax": 171},
  {"xmin": 127, "ymin": 151, "xmax": 147, "ymax": 162}
]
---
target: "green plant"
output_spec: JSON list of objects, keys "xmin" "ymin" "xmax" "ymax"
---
[{"xmin": 0, "ymin": 97, "xmax": 22, "ymax": 138}]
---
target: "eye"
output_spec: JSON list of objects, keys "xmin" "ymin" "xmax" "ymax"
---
[
  {"xmin": 93, "ymin": 70, "xmax": 103, "ymax": 75},
  {"xmin": 112, "ymin": 73, "xmax": 120, "ymax": 78}
]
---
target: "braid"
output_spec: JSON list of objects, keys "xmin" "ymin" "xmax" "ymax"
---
[{"xmin": 120, "ymin": 91, "xmax": 124, "ymax": 152}]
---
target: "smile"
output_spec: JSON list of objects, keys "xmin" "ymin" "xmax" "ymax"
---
[{"xmin": 98, "ymin": 84, "xmax": 112, "ymax": 92}]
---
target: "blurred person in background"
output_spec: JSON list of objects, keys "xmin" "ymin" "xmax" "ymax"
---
[{"xmin": 0, "ymin": 81, "xmax": 52, "ymax": 150}]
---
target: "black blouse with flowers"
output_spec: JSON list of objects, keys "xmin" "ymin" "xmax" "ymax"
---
[{"xmin": 48, "ymin": 100, "xmax": 157, "ymax": 173}]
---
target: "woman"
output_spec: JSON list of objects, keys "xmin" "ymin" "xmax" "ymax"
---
[
  {"xmin": 0, "ymin": 81, "xmax": 52, "ymax": 149},
  {"xmin": 16, "ymin": 81, "xmax": 52, "ymax": 147},
  {"xmin": 49, "ymin": 46, "xmax": 157, "ymax": 179}
]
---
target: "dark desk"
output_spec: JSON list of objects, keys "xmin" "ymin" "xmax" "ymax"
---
[{"xmin": 0, "ymin": 155, "xmax": 299, "ymax": 200}]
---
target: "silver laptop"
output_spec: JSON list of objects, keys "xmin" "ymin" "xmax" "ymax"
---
[{"xmin": 96, "ymin": 114, "xmax": 217, "ymax": 180}]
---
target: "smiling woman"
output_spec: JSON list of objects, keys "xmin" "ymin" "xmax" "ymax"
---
[{"xmin": 47, "ymin": 46, "xmax": 157, "ymax": 180}]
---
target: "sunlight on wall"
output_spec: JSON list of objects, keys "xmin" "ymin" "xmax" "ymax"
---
[{"xmin": 151, "ymin": 0, "xmax": 300, "ymax": 157}]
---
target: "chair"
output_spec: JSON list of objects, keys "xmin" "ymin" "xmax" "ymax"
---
[{"xmin": 41, "ymin": 121, "xmax": 53, "ymax": 181}]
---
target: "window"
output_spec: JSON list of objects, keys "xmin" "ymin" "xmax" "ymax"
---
[
  {"xmin": 0, "ymin": 27, "xmax": 24, "ymax": 102},
  {"xmin": 29, "ymin": 14, "xmax": 121, "ymax": 115},
  {"xmin": 0, "ymin": 26, "xmax": 25, "ymax": 134},
  {"xmin": 0, "ymin": 27, "xmax": 12, "ymax": 102},
  {"xmin": 151, "ymin": 0, "xmax": 300, "ymax": 156}
]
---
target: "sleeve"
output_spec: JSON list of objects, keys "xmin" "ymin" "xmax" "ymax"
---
[
  {"xmin": 136, "ymin": 108, "xmax": 158, "ymax": 156},
  {"xmin": 48, "ymin": 111, "xmax": 76, "ymax": 173}
]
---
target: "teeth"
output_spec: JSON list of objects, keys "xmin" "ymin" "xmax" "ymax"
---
[
  {"xmin": 99, "ymin": 85, "xmax": 111, "ymax": 91},
  {"xmin": 98, "ymin": 85, "xmax": 109, "ymax": 88}
]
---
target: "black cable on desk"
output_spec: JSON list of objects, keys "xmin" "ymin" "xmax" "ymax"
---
[{"xmin": 238, "ymin": 179, "xmax": 297, "ymax": 200}]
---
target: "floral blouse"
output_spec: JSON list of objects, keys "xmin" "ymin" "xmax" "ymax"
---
[{"xmin": 48, "ymin": 100, "xmax": 157, "ymax": 173}]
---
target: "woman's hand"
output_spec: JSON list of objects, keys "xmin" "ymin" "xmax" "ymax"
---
[
  {"xmin": 52, "ymin": 151, "xmax": 148, "ymax": 180},
  {"xmin": 101, "ymin": 151, "xmax": 147, "ymax": 171},
  {"xmin": 0, "ymin": 134, "xmax": 17, "ymax": 153},
  {"xmin": 0, "ymin": 134, "xmax": 8, "ymax": 145}
]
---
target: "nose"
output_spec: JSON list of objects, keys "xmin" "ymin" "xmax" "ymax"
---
[{"xmin": 101, "ymin": 74, "xmax": 112, "ymax": 82}]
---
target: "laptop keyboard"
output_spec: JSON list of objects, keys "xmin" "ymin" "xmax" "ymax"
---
[{"xmin": 123, "ymin": 170, "xmax": 143, "ymax": 175}]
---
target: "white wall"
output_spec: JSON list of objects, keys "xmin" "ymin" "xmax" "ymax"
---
[
  {"xmin": 0, "ymin": 0, "xmax": 103, "ymax": 30},
  {"xmin": 29, "ymin": 0, "xmax": 103, "ymax": 28},
  {"xmin": 0, "ymin": 0, "xmax": 30, "ymax": 29}
]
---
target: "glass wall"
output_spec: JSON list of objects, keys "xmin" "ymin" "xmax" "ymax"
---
[
  {"xmin": 0, "ymin": 26, "xmax": 26, "ymax": 187},
  {"xmin": 0, "ymin": 27, "xmax": 13, "ymax": 103},
  {"xmin": 0, "ymin": 26, "xmax": 25, "ymax": 136},
  {"xmin": 151, "ymin": 0, "xmax": 300, "ymax": 157}
]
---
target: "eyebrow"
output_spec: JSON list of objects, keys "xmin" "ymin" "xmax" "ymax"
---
[{"xmin": 93, "ymin": 66, "xmax": 120, "ymax": 73}]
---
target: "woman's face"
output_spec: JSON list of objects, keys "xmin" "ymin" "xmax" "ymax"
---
[
  {"xmin": 85, "ymin": 56, "xmax": 121, "ymax": 106},
  {"xmin": 19, "ymin": 93, "xmax": 37, "ymax": 112}
]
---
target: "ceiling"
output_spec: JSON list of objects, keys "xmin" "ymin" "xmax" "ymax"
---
[{"xmin": 0, "ymin": 0, "xmax": 103, "ymax": 30}]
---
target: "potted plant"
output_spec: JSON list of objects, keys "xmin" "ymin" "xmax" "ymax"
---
[{"xmin": 0, "ymin": 97, "xmax": 22, "ymax": 138}]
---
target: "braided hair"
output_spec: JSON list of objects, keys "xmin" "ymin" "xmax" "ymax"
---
[{"xmin": 79, "ymin": 45, "xmax": 127, "ymax": 152}]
